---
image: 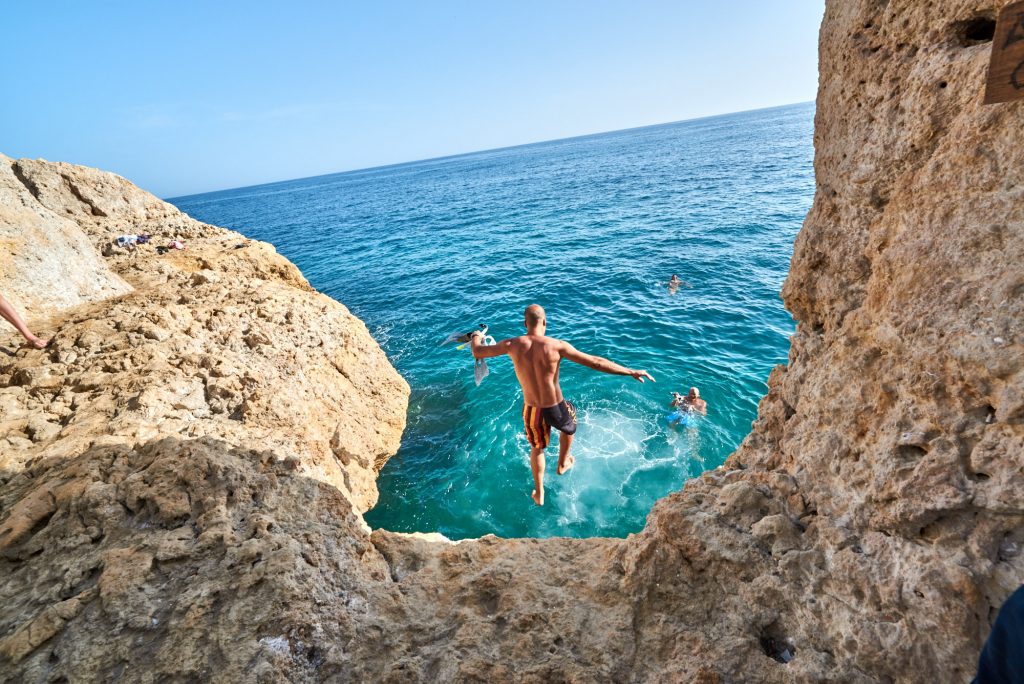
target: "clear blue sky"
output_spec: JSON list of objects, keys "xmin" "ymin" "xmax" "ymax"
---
[{"xmin": 2, "ymin": 1, "xmax": 824, "ymax": 198}]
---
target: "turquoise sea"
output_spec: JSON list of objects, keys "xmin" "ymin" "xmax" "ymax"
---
[{"xmin": 170, "ymin": 102, "xmax": 814, "ymax": 540}]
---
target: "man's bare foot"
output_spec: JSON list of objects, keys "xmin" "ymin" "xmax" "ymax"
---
[
  {"xmin": 531, "ymin": 488, "xmax": 544, "ymax": 506},
  {"xmin": 557, "ymin": 454, "xmax": 575, "ymax": 475},
  {"xmin": 21, "ymin": 336, "xmax": 49, "ymax": 350}
]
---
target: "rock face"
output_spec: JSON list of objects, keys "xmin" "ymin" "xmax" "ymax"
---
[
  {"xmin": 1, "ymin": 0, "xmax": 1022, "ymax": 682},
  {"xmin": 0, "ymin": 154, "xmax": 132, "ymax": 317}
]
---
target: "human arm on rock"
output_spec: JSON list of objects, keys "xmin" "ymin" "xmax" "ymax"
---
[{"xmin": 560, "ymin": 342, "xmax": 654, "ymax": 383}]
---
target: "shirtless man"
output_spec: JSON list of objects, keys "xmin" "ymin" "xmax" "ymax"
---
[
  {"xmin": 471, "ymin": 304, "xmax": 654, "ymax": 506},
  {"xmin": 672, "ymin": 387, "xmax": 707, "ymax": 415}
]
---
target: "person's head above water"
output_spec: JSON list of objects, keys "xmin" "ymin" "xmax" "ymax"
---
[
  {"xmin": 524, "ymin": 304, "xmax": 546, "ymax": 333},
  {"xmin": 689, "ymin": 387, "xmax": 700, "ymax": 398}
]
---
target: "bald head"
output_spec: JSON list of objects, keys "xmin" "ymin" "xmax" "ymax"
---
[{"xmin": 524, "ymin": 304, "xmax": 546, "ymax": 331}]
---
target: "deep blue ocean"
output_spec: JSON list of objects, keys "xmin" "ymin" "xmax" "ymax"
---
[{"xmin": 170, "ymin": 101, "xmax": 814, "ymax": 540}]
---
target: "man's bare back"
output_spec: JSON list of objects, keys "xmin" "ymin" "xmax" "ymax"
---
[
  {"xmin": 505, "ymin": 335, "xmax": 566, "ymax": 407},
  {"xmin": 471, "ymin": 304, "xmax": 653, "ymax": 506}
]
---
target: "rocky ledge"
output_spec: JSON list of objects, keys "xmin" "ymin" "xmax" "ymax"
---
[{"xmin": 1, "ymin": 0, "xmax": 1022, "ymax": 682}]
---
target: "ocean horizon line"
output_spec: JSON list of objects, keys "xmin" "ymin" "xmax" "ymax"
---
[{"xmin": 166, "ymin": 100, "xmax": 814, "ymax": 202}]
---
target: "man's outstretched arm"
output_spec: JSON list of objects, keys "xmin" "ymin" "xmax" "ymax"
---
[
  {"xmin": 471, "ymin": 333, "xmax": 514, "ymax": 359},
  {"xmin": 560, "ymin": 342, "xmax": 654, "ymax": 383}
]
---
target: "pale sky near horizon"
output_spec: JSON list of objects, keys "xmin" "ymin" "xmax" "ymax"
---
[{"xmin": 2, "ymin": 2, "xmax": 825, "ymax": 198}]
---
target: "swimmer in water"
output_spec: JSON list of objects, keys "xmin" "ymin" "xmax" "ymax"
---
[
  {"xmin": 470, "ymin": 304, "xmax": 654, "ymax": 506},
  {"xmin": 667, "ymin": 274, "xmax": 691, "ymax": 294},
  {"xmin": 672, "ymin": 387, "xmax": 707, "ymax": 416}
]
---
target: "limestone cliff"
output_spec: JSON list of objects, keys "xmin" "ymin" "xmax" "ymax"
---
[
  {"xmin": 0, "ymin": 155, "xmax": 410, "ymax": 679},
  {"xmin": 1, "ymin": 0, "xmax": 1022, "ymax": 682}
]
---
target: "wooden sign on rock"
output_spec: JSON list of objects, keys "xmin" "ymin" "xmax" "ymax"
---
[{"xmin": 984, "ymin": 0, "xmax": 1024, "ymax": 104}]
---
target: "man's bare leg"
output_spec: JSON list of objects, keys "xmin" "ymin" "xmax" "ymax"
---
[
  {"xmin": 0, "ymin": 294, "xmax": 47, "ymax": 349},
  {"xmin": 530, "ymin": 446, "xmax": 545, "ymax": 505},
  {"xmin": 557, "ymin": 432, "xmax": 575, "ymax": 475}
]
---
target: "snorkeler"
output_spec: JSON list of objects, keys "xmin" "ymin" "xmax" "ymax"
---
[{"xmin": 470, "ymin": 304, "xmax": 654, "ymax": 506}]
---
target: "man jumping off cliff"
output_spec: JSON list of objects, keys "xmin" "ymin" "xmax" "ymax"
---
[{"xmin": 470, "ymin": 304, "xmax": 654, "ymax": 506}]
